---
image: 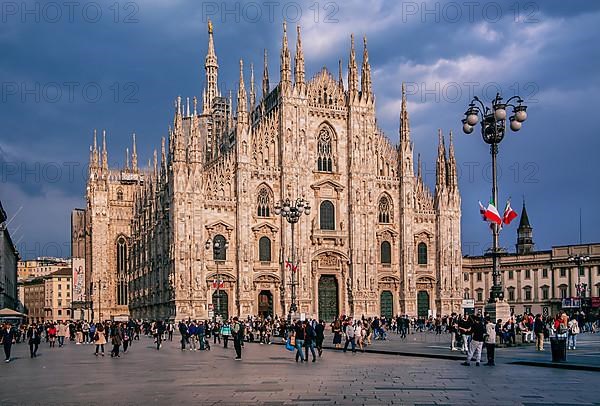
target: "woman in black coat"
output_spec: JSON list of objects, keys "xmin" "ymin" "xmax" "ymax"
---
[{"xmin": 27, "ymin": 324, "xmax": 41, "ymax": 358}]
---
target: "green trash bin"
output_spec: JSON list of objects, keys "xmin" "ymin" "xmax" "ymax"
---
[{"xmin": 550, "ymin": 336, "xmax": 567, "ymax": 362}]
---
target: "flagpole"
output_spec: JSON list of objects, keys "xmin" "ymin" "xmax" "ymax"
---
[{"xmin": 490, "ymin": 143, "xmax": 502, "ymax": 303}]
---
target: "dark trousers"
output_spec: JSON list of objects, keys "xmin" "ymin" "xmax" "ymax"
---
[
  {"xmin": 233, "ymin": 337, "xmax": 242, "ymax": 358},
  {"xmin": 168, "ymin": 331, "xmax": 173, "ymax": 341},
  {"xmin": 223, "ymin": 335, "xmax": 229, "ymax": 348},
  {"xmin": 181, "ymin": 335, "xmax": 187, "ymax": 350},
  {"xmin": 485, "ymin": 343, "xmax": 495, "ymax": 364},
  {"xmin": 4, "ymin": 343, "xmax": 12, "ymax": 360},
  {"xmin": 156, "ymin": 335, "xmax": 162, "ymax": 350},
  {"xmin": 111, "ymin": 344, "xmax": 120, "ymax": 357},
  {"xmin": 123, "ymin": 340, "xmax": 129, "ymax": 352},
  {"xmin": 315, "ymin": 337, "xmax": 324, "ymax": 353},
  {"xmin": 95, "ymin": 344, "xmax": 104, "ymax": 354},
  {"xmin": 29, "ymin": 342, "xmax": 39, "ymax": 357},
  {"xmin": 305, "ymin": 339, "xmax": 316, "ymax": 361},
  {"xmin": 343, "ymin": 337, "xmax": 356, "ymax": 353}
]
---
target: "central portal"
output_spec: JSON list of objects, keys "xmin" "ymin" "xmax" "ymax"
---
[
  {"xmin": 417, "ymin": 290, "xmax": 429, "ymax": 318},
  {"xmin": 258, "ymin": 290, "xmax": 273, "ymax": 318},
  {"xmin": 318, "ymin": 275, "xmax": 338, "ymax": 322}
]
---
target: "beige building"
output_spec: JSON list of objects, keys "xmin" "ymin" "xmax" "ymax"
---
[
  {"xmin": 23, "ymin": 277, "xmax": 45, "ymax": 322},
  {"xmin": 81, "ymin": 22, "xmax": 463, "ymax": 322},
  {"xmin": 43, "ymin": 268, "xmax": 72, "ymax": 321},
  {"xmin": 18, "ymin": 257, "xmax": 70, "ymax": 281},
  {"xmin": 463, "ymin": 204, "xmax": 600, "ymax": 316}
]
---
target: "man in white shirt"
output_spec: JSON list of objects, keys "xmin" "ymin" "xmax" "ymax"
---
[{"xmin": 484, "ymin": 316, "xmax": 497, "ymax": 366}]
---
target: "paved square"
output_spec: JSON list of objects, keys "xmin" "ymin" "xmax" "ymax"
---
[{"xmin": 1, "ymin": 336, "xmax": 599, "ymax": 405}]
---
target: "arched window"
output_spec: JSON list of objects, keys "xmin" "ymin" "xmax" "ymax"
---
[
  {"xmin": 380, "ymin": 241, "xmax": 391, "ymax": 264},
  {"xmin": 417, "ymin": 242, "xmax": 427, "ymax": 265},
  {"xmin": 378, "ymin": 195, "xmax": 391, "ymax": 223},
  {"xmin": 259, "ymin": 236, "xmax": 271, "ymax": 262},
  {"xmin": 257, "ymin": 187, "xmax": 270, "ymax": 217},
  {"xmin": 116, "ymin": 188, "xmax": 123, "ymax": 201},
  {"xmin": 116, "ymin": 237, "xmax": 128, "ymax": 305},
  {"xmin": 319, "ymin": 200, "xmax": 335, "ymax": 230},
  {"xmin": 213, "ymin": 234, "xmax": 227, "ymax": 261},
  {"xmin": 317, "ymin": 126, "xmax": 333, "ymax": 172}
]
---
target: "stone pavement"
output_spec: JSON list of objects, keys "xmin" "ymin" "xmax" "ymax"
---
[
  {"xmin": 336, "ymin": 331, "xmax": 600, "ymax": 369},
  {"xmin": 1, "ymin": 335, "xmax": 600, "ymax": 405}
]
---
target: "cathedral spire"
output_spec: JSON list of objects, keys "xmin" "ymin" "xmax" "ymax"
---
[
  {"xmin": 125, "ymin": 148, "xmax": 130, "ymax": 170},
  {"xmin": 400, "ymin": 82, "xmax": 410, "ymax": 143},
  {"xmin": 348, "ymin": 34, "xmax": 359, "ymax": 97},
  {"xmin": 417, "ymin": 153, "xmax": 422, "ymax": 180},
  {"xmin": 436, "ymin": 129, "xmax": 447, "ymax": 190},
  {"xmin": 204, "ymin": 19, "xmax": 219, "ymax": 112},
  {"xmin": 262, "ymin": 49, "xmax": 269, "ymax": 98},
  {"xmin": 237, "ymin": 59, "xmax": 248, "ymax": 125},
  {"xmin": 516, "ymin": 199, "xmax": 534, "ymax": 254},
  {"xmin": 249, "ymin": 62, "xmax": 256, "ymax": 110},
  {"xmin": 161, "ymin": 136, "xmax": 167, "ymax": 180},
  {"xmin": 101, "ymin": 130, "xmax": 108, "ymax": 170},
  {"xmin": 338, "ymin": 59, "xmax": 344, "ymax": 91},
  {"xmin": 280, "ymin": 21, "xmax": 291, "ymax": 88},
  {"xmin": 131, "ymin": 132, "xmax": 138, "ymax": 172},
  {"xmin": 228, "ymin": 90, "xmax": 233, "ymax": 130},
  {"xmin": 361, "ymin": 35, "xmax": 372, "ymax": 98},
  {"xmin": 91, "ymin": 129, "xmax": 99, "ymax": 168},
  {"xmin": 446, "ymin": 131, "xmax": 458, "ymax": 190},
  {"xmin": 294, "ymin": 25, "xmax": 305, "ymax": 86}
]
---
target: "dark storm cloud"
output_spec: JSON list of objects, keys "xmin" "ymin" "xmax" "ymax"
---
[{"xmin": 1, "ymin": 0, "xmax": 599, "ymax": 257}]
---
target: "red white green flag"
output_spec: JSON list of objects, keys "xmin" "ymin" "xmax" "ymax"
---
[
  {"xmin": 503, "ymin": 200, "xmax": 518, "ymax": 225},
  {"xmin": 479, "ymin": 199, "xmax": 502, "ymax": 225}
]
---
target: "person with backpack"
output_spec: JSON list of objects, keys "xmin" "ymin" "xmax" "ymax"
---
[{"xmin": 568, "ymin": 317, "xmax": 580, "ymax": 350}]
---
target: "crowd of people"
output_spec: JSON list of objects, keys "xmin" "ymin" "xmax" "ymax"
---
[{"xmin": 1, "ymin": 310, "xmax": 598, "ymax": 364}]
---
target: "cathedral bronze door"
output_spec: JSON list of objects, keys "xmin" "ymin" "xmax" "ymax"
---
[
  {"xmin": 213, "ymin": 291, "xmax": 229, "ymax": 321},
  {"xmin": 380, "ymin": 291, "xmax": 393, "ymax": 319},
  {"xmin": 258, "ymin": 290, "xmax": 273, "ymax": 318},
  {"xmin": 417, "ymin": 290, "xmax": 429, "ymax": 318},
  {"xmin": 318, "ymin": 275, "xmax": 338, "ymax": 322}
]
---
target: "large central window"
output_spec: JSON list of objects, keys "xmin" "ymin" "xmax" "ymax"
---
[
  {"xmin": 317, "ymin": 126, "xmax": 333, "ymax": 172},
  {"xmin": 116, "ymin": 237, "xmax": 128, "ymax": 305}
]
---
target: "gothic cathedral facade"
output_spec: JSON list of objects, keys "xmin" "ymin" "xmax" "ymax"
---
[{"xmin": 83, "ymin": 22, "xmax": 463, "ymax": 322}]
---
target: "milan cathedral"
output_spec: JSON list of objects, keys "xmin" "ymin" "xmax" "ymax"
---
[{"xmin": 81, "ymin": 21, "xmax": 463, "ymax": 322}]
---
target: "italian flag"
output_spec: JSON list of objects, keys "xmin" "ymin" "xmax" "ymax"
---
[
  {"xmin": 479, "ymin": 199, "xmax": 502, "ymax": 226},
  {"xmin": 503, "ymin": 200, "xmax": 518, "ymax": 225}
]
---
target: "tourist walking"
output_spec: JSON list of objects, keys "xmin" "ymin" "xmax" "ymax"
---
[
  {"xmin": 57, "ymin": 321, "xmax": 68, "ymax": 347},
  {"xmin": 27, "ymin": 323, "xmax": 41, "ymax": 358},
  {"xmin": 343, "ymin": 319, "xmax": 356, "ymax": 353},
  {"xmin": 568, "ymin": 317, "xmax": 580, "ymax": 350},
  {"xmin": 1, "ymin": 323, "xmax": 16, "ymax": 363},
  {"xmin": 48, "ymin": 324, "xmax": 57, "ymax": 348},
  {"xmin": 462, "ymin": 315, "xmax": 484, "ymax": 366},
  {"xmin": 221, "ymin": 321, "xmax": 231, "ymax": 348},
  {"xmin": 94, "ymin": 324, "xmax": 106, "ymax": 356},
  {"xmin": 533, "ymin": 314, "xmax": 545, "ymax": 351},
  {"xmin": 293, "ymin": 320, "xmax": 306, "ymax": 362},
  {"xmin": 484, "ymin": 316, "xmax": 496, "ymax": 366},
  {"xmin": 304, "ymin": 320, "xmax": 317, "ymax": 362},
  {"xmin": 315, "ymin": 319, "xmax": 325, "ymax": 357},
  {"xmin": 110, "ymin": 324, "xmax": 122, "ymax": 358},
  {"xmin": 332, "ymin": 318, "xmax": 342, "ymax": 348}
]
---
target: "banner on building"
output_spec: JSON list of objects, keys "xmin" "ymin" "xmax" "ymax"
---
[
  {"xmin": 461, "ymin": 299, "xmax": 475, "ymax": 309},
  {"xmin": 72, "ymin": 257, "xmax": 86, "ymax": 302},
  {"xmin": 561, "ymin": 297, "xmax": 581, "ymax": 309}
]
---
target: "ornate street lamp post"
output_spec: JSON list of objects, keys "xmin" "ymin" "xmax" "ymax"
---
[
  {"xmin": 274, "ymin": 197, "xmax": 311, "ymax": 320},
  {"xmin": 462, "ymin": 93, "xmax": 528, "ymax": 320},
  {"xmin": 568, "ymin": 254, "xmax": 590, "ymax": 310},
  {"xmin": 205, "ymin": 237, "xmax": 229, "ymax": 321},
  {"xmin": 94, "ymin": 279, "xmax": 107, "ymax": 322}
]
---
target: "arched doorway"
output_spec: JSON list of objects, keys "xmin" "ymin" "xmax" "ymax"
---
[
  {"xmin": 318, "ymin": 275, "xmax": 338, "ymax": 322},
  {"xmin": 258, "ymin": 290, "xmax": 273, "ymax": 318},
  {"xmin": 380, "ymin": 291, "xmax": 393, "ymax": 319},
  {"xmin": 417, "ymin": 290, "xmax": 429, "ymax": 318},
  {"xmin": 212, "ymin": 290, "xmax": 229, "ymax": 321}
]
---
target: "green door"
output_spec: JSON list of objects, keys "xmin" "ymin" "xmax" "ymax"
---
[
  {"xmin": 258, "ymin": 290, "xmax": 273, "ymax": 318},
  {"xmin": 380, "ymin": 291, "xmax": 393, "ymax": 319},
  {"xmin": 417, "ymin": 290, "xmax": 429, "ymax": 318},
  {"xmin": 318, "ymin": 275, "xmax": 339, "ymax": 322}
]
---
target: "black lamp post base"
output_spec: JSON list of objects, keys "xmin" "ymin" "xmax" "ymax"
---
[{"xmin": 484, "ymin": 300, "xmax": 511, "ymax": 324}]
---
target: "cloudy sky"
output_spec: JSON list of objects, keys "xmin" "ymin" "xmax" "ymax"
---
[{"xmin": 1, "ymin": 0, "xmax": 599, "ymax": 259}]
